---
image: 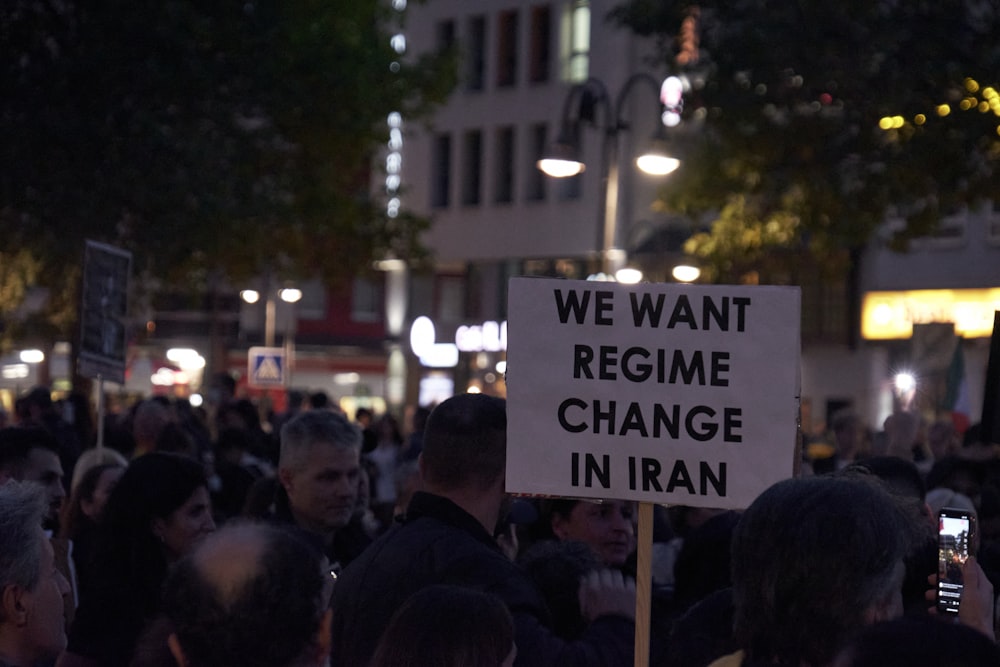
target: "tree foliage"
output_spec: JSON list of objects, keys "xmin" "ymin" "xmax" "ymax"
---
[
  {"xmin": 0, "ymin": 0, "xmax": 456, "ymax": 347},
  {"xmin": 611, "ymin": 0, "xmax": 1000, "ymax": 284}
]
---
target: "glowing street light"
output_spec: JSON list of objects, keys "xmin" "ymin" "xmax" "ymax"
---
[
  {"xmin": 241, "ymin": 284, "xmax": 302, "ymax": 347},
  {"xmin": 538, "ymin": 73, "xmax": 681, "ymax": 281}
]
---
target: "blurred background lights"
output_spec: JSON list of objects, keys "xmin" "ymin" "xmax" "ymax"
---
[
  {"xmin": 894, "ymin": 372, "xmax": 916, "ymax": 394},
  {"xmin": 672, "ymin": 264, "xmax": 701, "ymax": 283},
  {"xmin": 615, "ymin": 267, "xmax": 643, "ymax": 284},
  {"xmin": 19, "ymin": 349, "xmax": 45, "ymax": 363},
  {"xmin": 334, "ymin": 372, "xmax": 361, "ymax": 385},
  {"xmin": 240, "ymin": 289, "xmax": 260, "ymax": 304}
]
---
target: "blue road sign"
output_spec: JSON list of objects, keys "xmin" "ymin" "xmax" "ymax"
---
[{"xmin": 248, "ymin": 347, "xmax": 286, "ymax": 388}]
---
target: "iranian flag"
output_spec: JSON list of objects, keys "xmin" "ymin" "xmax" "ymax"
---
[{"xmin": 944, "ymin": 339, "xmax": 972, "ymax": 435}]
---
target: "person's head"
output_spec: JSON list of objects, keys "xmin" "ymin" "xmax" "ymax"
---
[
  {"xmin": 0, "ymin": 427, "xmax": 66, "ymax": 526},
  {"xmin": 927, "ymin": 420, "xmax": 959, "ymax": 461},
  {"xmin": 732, "ymin": 475, "xmax": 908, "ymax": 667},
  {"xmin": 286, "ymin": 390, "xmax": 306, "ymax": 412},
  {"xmin": 369, "ymin": 585, "xmax": 515, "ymax": 667},
  {"xmin": 420, "ymin": 394, "xmax": 507, "ymax": 493},
  {"xmin": 133, "ymin": 399, "xmax": 175, "ymax": 453},
  {"xmin": 831, "ymin": 410, "xmax": 865, "ymax": 461},
  {"xmin": 155, "ymin": 421, "xmax": 197, "ymax": 458},
  {"xmin": 0, "ymin": 481, "xmax": 72, "ymax": 665},
  {"xmin": 308, "ymin": 392, "xmax": 330, "ymax": 411},
  {"xmin": 162, "ymin": 522, "xmax": 333, "ymax": 667},
  {"xmin": 544, "ymin": 498, "xmax": 636, "ymax": 567},
  {"xmin": 215, "ymin": 427, "xmax": 252, "ymax": 465},
  {"xmin": 100, "ymin": 452, "xmax": 214, "ymax": 587},
  {"xmin": 375, "ymin": 414, "xmax": 402, "ymax": 445},
  {"xmin": 833, "ymin": 614, "xmax": 1000, "ymax": 667},
  {"xmin": 410, "ymin": 406, "xmax": 431, "ymax": 435},
  {"xmin": 885, "ymin": 410, "xmax": 923, "ymax": 458},
  {"xmin": 355, "ymin": 407, "xmax": 374, "ymax": 428},
  {"xmin": 847, "ymin": 456, "xmax": 926, "ymax": 503},
  {"xmin": 69, "ymin": 446, "xmax": 129, "ymax": 494},
  {"xmin": 21, "ymin": 387, "xmax": 54, "ymax": 422},
  {"xmin": 60, "ymin": 462, "xmax": 125, "ymax": 540},
  {"xmin": 278, "ymin": 410, "xmax": 362, "ymax": 536}
]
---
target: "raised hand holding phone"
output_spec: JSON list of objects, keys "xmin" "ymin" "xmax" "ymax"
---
[
  {"xmin": 957, "ymin": 555, "xmax": 996, "ymax": 641},
  {"xmin": 936, "ymin": 507, "xmax": 973, "ymax": 616}
]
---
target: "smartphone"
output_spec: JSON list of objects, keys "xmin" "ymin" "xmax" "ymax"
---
[{"xmin": 937, "ymin": 507, "xmax": 974, "ymax": 615}]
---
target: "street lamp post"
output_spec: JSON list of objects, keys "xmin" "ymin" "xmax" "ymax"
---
[
  {"xmin": 539, "ymin": 74, "xmax": 680, "ymax": 281},
  {"xmin": 240, "ymin": 286, "xmax": 302, "ymax": 347}
]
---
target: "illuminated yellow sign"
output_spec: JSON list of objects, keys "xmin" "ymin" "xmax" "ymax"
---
[{"xmin": 861, "ymin": 289, "xmax": 1000, "ymax": 339}]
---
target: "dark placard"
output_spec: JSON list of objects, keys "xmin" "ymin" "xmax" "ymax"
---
[{"xmin": 78, "ymin": 241, "xmax": 131, "ymax": 383}]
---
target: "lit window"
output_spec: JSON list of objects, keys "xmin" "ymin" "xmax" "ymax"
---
[
  {"xmin": 351, "ymin": 278, "xmax": 382, "ymax": 323},
  {"xmin": 561, "ymin": 1, "xmax": 590, "ymax": 83}
]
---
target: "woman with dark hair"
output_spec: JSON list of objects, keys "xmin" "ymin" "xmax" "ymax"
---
[
  {"xmin": 58, "ymin": 453, "xmax": 216, "ymax": 667},
  {"xmin": 712, "ymin": 475, "xmax": 912, "ymax": 667},
  {"xmin": 369, "ymin": 584, "xmax": 516, "ymax": 667},
  {"xmin": 59, "ymin": 461, "xmax": 126, "ymax": 604}
]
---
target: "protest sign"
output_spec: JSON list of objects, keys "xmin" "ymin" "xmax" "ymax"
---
[{"xmin": 506, "ymin": 277, "xmax": 800, "ymax": 510}]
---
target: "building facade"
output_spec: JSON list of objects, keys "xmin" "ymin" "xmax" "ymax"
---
[{"xmin": 399, "ymin": 0, "xmax": 1000, "ymax": 437}]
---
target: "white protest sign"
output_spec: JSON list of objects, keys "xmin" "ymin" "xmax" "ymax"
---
[{"xmin": 506, "ymin": 277, "xmax": 800, "ymax": 510}]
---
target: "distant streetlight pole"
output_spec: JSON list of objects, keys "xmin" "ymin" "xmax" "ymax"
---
[
  {"xmin": 539, "ymin": 73, "xmax": 680, "ymax": 281},
  {"xmin": 240, "ymin": 286, "xmax": 302, "ymax": 347}
]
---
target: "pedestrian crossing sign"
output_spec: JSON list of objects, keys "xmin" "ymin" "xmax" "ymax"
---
[{"xmin": 248, "ymin": 347, "xmax": 286, "ymax": 388}]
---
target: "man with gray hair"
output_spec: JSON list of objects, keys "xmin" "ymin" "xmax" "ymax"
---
[
  {"xmin": 0, "ymin": 481, "xmax": 72, "ymax": 666},
  {"xmin": 272, "ymin": 410, "xmax": 371, "ymax": 572}
]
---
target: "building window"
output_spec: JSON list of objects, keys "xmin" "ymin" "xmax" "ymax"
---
[
  {"xmin": 466, "ymin": 15, "xmax": 486, "ymax": 92},
  {"xmin": 561, "ymin": 0, "xmax": 590, "ymax": 83},
  {"xmin": 529, "ymin": 5, "xmax": 552, "ymax": 83},
  {"xmin": 497, "ymin": 10, "xmax": 519, "ymax": 88},
  {"xmin": 437, "ymin": 276, "xmax": 466, "ymax": 322},
  {"xmin": 558, "ymin": 171, "xmax": 582, "ymax": 201},
  {"xmin": 296, "ymin": 279, "xmax": 326, "ymax": 320},
  {"xmin": 494, "ymin": 126, "xmax": 516, "ymax": 204},
  {"xmin": 555, "ymin": 137, "xmax": 587, "ymax": 201},
  {"xmin": 461, "ymin": 129, "xmax": 483, "ymax": 206},
  {"xmin": 525, "ymin": 123, "xmax": 547, "ymax": 202},
  {"xmin": 430, "ymin": 133, "xmax": 451, "ymax": 208},
  {"xmin": 351, "ymin": 277, "xmax": 382, "ymax": 323},
  {"xmin": 436, "ymin": 19, "xmax": 455, "ymax": 50}
]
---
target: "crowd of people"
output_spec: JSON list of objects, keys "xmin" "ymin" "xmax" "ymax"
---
[{"xmin": 1, "ymin": 382, "xmax": 999, "ymax": 667}]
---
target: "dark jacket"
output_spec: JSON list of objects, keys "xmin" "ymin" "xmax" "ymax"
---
[
  {"xmin": 329, "ymin": 491, "xmax": 634, "ymax": 667},
  {"xmin": 267, "ymin": 482, "xmax": 372, "ymax": 572}
]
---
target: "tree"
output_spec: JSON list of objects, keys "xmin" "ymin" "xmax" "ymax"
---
[
  {"xmin": 0, "ymin": 0, "xmax": 456, "ymax": 351},
  {"xmin": 611, "ymin": 0, "xmax": 1000, "ymax": 286}
]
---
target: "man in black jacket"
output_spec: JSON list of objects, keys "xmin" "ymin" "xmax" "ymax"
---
[
  {"xmin": 330, "ymin": 393, "xmax": 635, "ymax": 667},
  {"xmin": 272, "ymin": 410, "xmax": 372, "ymax": 573}
]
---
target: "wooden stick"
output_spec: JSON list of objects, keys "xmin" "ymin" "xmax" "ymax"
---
[{"xmin": 633, "ymin": 501, "xmax": 654, "ymax": 667}]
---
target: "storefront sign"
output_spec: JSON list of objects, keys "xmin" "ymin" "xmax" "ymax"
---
[
  {"xmin": 409, "ymin": 316, "xmax": 507, "ymax": 366},
  {"xmin": 862, "ymin": 289, "xmax": 1000, "ymax": 339}
]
